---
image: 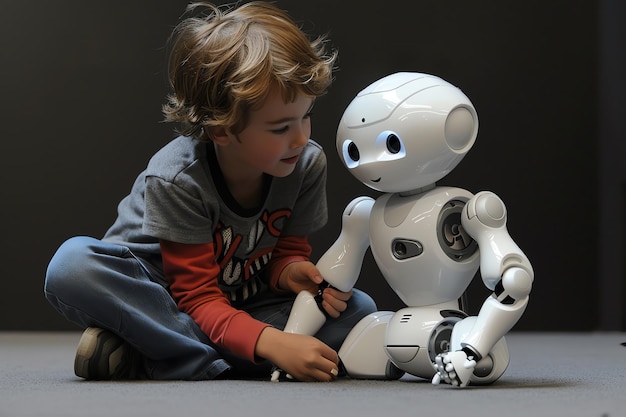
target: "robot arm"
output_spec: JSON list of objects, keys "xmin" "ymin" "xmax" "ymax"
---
[
  {"xmin": 278, "ymin": 195, "xmax": 374, "ymax": 337},
  {"xmin": 461, "ymin": 191, "xmax": 533, "ymax": 355},
  {"xmin": 433, "ymin": 191, "xmax": 534, "ymax": 387},
  {"xmin": 316, "ymin": 196, "xmax": 374, "ymax": 292},
  {"xmin": 270, "ymin": 196, "xmax": 374, "ymax": 381}
]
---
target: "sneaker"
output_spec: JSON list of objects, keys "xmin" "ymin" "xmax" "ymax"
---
[{"xmin": 74, "ymin": 327, "xmax": 145, "ymax": 380}]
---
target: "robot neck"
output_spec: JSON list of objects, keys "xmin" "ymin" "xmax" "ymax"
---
[{"xmin": 399, "ymin": 183, "xmax": 436, "ymax": 198}]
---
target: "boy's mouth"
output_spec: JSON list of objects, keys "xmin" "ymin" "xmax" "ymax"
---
[{"xmin": 281, "ymin": 155, "xmax": 300, "ymax": 164}]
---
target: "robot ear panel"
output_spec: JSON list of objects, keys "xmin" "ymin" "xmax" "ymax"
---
[{"xmin": 445, "ymin": 106, "xmax": 477, "ymax": 152}]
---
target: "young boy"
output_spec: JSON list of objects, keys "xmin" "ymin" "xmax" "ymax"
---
[{"xmin": 44, "ymin": 1, "xmax": 376, "ymax": 382}]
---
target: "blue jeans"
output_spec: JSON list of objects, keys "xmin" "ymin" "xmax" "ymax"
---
[{"xmin": 44, "ymin": 236, "xmax": 377, "ymax": 380}]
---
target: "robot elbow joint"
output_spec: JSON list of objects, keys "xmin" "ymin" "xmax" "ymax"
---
[{"xmin": 494, "ymin": 267, "xmax": 532, "ymax": 305}]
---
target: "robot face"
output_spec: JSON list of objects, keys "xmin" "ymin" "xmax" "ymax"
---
[{"xmin": 336, "ymin": 72, "xmax": 478, "ymax": 193}]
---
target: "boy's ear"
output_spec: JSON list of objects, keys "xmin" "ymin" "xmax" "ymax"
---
[{"xmin": 208, "ymin": 126, "xmax": 230, "ymax": 146}]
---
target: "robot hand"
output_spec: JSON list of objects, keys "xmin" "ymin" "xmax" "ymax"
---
[{"xmin": 432, "ymin": 349, "xmax": 477, "ymax": 388}]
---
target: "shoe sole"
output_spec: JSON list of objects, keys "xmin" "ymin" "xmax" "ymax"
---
[{"xmin": 74, "ymin": 327, "xmax": 126, "ymax": 379}]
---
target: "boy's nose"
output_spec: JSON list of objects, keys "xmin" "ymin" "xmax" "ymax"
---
[{"xmin": 291, "ymin": 129, "xmax": 308, "ymax": 148}]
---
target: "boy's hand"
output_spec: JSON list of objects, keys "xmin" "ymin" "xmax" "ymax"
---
[
  {"xmin": 280, "ymin": 261, "xmax": 352, "ymax": 318},
  {"xmin": 256, "ymin": 327, "xmax": 339, "ymax": 382}
]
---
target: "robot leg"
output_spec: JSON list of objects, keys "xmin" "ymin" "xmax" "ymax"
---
[{"xmin": 338, "ymin": 311, "xmax": 404, "ymax": 379}]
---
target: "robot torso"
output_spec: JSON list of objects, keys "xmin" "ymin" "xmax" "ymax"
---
[{"xmin": 369, "ymin": 186, "xmax": 480, "ymax": 307}]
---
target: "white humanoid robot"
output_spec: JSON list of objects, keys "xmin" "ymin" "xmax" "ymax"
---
[{"xmin": 272, "ymin": 72, "xmax": 534, "ymax": 387}]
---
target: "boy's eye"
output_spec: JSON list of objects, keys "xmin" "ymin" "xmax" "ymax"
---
[
  {"xmin": 271, "ymin": 126, "xmax": 289, "ymax": 134},
  {"xmin": 270, "ymin": 113, "xmax": 312, "ymax": 134}
]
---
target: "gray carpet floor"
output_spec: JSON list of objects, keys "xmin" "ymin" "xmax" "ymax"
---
[{"xmin": 1, "ymin": 332, "xmax": 625, "ymax": 417}]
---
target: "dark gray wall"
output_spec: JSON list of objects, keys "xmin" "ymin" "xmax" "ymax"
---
[
  {"xmin": 1, "ymin": 0, "xmax": 621, "ymax": 332},
  {"xmin": 598, "ymin": 0, "xmax": 626, "ymax": 330}
]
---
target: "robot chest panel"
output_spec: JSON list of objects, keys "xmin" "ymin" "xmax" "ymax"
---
[{"xmin": 369, "ymin": 187, "xmax": 479, "ymax": 306}]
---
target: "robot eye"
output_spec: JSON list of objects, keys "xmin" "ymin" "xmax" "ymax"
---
[
  {"xmin": 375, "ymin": 131, "xmax": 405, "ymax": 161},
  {"xmin": 341, "ymin": 140, "xmax": 360, "ymax": 169},
  {"xmin": 386, "ymin": 133, "xmax": 401, "ymax": 154},
  {"xmin": 347, "ymin": 141, "xmax": 360, "ymax": 162}
]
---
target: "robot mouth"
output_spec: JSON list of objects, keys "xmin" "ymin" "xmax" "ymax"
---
[{"xmin": 371, "ymin": 177, "xmax": 381, "ymax": 183}]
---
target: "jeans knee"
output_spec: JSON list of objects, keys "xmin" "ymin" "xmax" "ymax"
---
[
  {"xmin": 350, "ymin": 289, "xmax": 378, "ymax": 317},
  {"xmin": 44, "ymin": 236, "xmax": 98, "ymax": 301}
]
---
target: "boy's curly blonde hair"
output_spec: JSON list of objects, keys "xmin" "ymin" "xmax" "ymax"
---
[{"xmin": 162, "ymin": 1, "xmax": 337, "ymax": 141}]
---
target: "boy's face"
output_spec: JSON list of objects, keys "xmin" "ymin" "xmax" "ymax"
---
[{"xmin": 220, "ymin": 89, "xmax": 315, "ymax": 179}]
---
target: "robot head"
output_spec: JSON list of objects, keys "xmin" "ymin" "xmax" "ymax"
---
[{"xmin": 336, "ymin": 72, "xmax": 478, "ymax": 193}]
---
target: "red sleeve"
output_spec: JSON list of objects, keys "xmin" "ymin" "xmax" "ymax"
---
[
  {"xmin": 160, "ymin": 239, "xmax": 269, "ymax": 362},
  {"xmin": 266, "ymin": 235, "xmax": 312, "ymax": 293}
]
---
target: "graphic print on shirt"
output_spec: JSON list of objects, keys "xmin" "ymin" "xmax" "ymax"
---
[{"xmin": 214, "ymin": 208, "xmax": 291, "ymax": 302}]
